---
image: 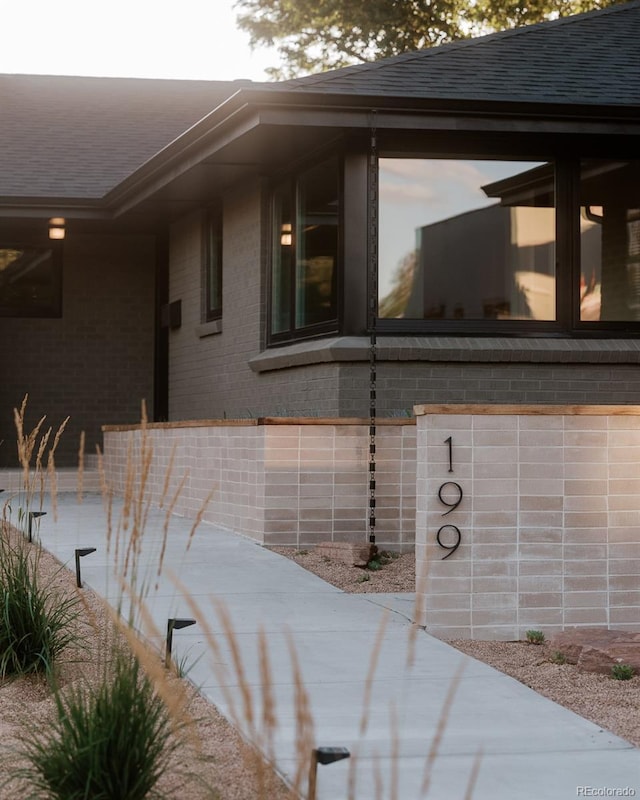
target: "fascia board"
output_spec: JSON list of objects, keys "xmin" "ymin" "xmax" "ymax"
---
[{"xmin": 104, "ymin": 87, "xmax": 640, "ymax": 218}]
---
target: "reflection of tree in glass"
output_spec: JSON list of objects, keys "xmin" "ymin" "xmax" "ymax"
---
[
  {"xmin": 300, "ymin": 254, "xmax": 336, "ymax": 325},
  {"xmin": 0, "ymin": 249, "xmax": 22, "ymax": 273},
  {"xmin": 378, "ymin": 250, "xmax": 417, "ymax": 319}
]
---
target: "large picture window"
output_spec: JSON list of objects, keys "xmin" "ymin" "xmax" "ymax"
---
[
  {"xmin": 270, "ymin": 156, "xmax": 340, "ymax": 342},
  {"xmin": 0, "ymin": 243, "xmax": 61, "ymax": 317},
  {"xmin": 377, "ymin": 155, "xmax": 640, "ymax": 335},
  {"xmin": 378, "ymin": 158, "xmax": 557, "ymax": 324}
]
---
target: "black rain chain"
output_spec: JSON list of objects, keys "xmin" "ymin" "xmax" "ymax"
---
[{"xmin": 367, "ymin": 112, "xmax": 378, "ymax": 547}]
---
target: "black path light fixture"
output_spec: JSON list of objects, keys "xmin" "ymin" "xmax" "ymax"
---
[
  {"xmin": 75, "ymin": 547, "xmax": 97, "ymax": 588},
  {"xmin": 165, "ymin": 618, "xmax": 196, "ymax": 668},
  {"xmin": 27, "ymin": 510, "xmax": 46, "ymax": 543},
  {"xmin": 308, "ymin": 746, "xmax": 351, "ymax": 800}
]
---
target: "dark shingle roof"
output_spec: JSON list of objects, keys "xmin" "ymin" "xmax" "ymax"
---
[
  {"xmin": 3, "ymin": 3, "xmax": 640, "ymax": 206},
  {"xmin": 0, "ymin": 74, "xmax": 245, "ymax": 199},
  {"xmin": 283, "ymin": 1, "xmax": 640, "ymax": 106}
]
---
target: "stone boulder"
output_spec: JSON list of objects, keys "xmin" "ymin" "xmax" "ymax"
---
[
  {"xmin": 550, "ymin": 627, "xmax": 640, "ymax": 675},
  {"xmin": 578, "ymin": 642, "xmax": 640, "ymax": 675},
  {"xmin": 315, "ymin": 541, "xmax": 373, "ymax": 567}
]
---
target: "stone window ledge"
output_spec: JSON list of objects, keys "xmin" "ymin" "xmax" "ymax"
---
[
  {"xmin": 248, "ymin": 336, "xmax": 640, "ymax": 373},
  {"xmin": 196, "ymin": 319, "xmax": 222, "ymax": 338}
]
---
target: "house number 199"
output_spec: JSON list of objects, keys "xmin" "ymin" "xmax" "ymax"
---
[{"xmin": 436, "ymin": 437, "xmax": 463, "ymax": 559}]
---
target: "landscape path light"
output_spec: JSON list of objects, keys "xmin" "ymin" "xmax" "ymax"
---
[
  {"xmin": 308, "ymin": 746, "xmax": 350, "ymax": 800},
  {"xmin": 27, "ymin": 511, "xmax": 46, "ymax": 543},
  {"xmin": 75, "ymin": 547, "xmax": 96, "ymax": 588},
  {"xmin": 165, "ymin": 618, "xmax": 196, "ymax": 668}
]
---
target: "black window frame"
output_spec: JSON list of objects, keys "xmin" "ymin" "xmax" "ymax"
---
[
  {"xmin": 203, "ymin": 206, "xmax": 223, "ymax": 322},
  {"xmin": 374, "ymin": 144, "xmax": 640, "ymax": 339},
  {"xmin": 268, "ymin": 154, "xmax": 342, "ymax": 346},
  {"xmin": 0, "ymin": 238, "xmax": 63, "ymax": 319}
]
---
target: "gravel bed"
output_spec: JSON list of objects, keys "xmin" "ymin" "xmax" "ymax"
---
[{"xmin": 0, "ymin": 531, "xmax": 294, "ymax": 800}]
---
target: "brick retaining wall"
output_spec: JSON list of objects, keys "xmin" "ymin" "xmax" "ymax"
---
[
  {"xmin": 102, "ymin": 418, "xmax": 415, "ymax": 551},
  {"xmin": 415, "ymin": 404, "xmax": 640, "ymax": 640}
]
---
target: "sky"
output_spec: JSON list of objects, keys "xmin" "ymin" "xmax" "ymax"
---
[{"xmin": 0, "ymin": 0, "xmax": 278, "ymax": 81}]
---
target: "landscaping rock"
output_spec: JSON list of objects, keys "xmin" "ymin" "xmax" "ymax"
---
[
  {"xmin": 315, "ymin": 542, "xmax": 372, "ymax": 567},
  {"xmin": 550, "ymin": 627, "xmax": 640, "ymax": 674},
  {"xmin": 578, "ymin": 643, "xmax": 640, "ymax": 675},
  {"xmin": 550, "ymin": 628, "xmax": 625, "ymax": 664}
]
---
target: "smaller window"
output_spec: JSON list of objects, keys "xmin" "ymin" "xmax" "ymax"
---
[
  {"xmin": 203, "ymin": 208, "xmax": 223, "ymax": 321},
  {"xmin": 0, "ymin": 243, "xmax": 62, "ymax": 318},
  {"xmin": 270, "ymin": 156, "xmax": 340, "ymax": 343}
]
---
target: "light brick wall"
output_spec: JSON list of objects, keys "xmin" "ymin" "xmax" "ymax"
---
[
  {"xmin": 103, "ymin": 420, "xmax": 415, "ymax": 551},
  {"xmin": 263, "ymin": 422, "xmax": 415, "ymax": 550},
  {"xmin": 0, "ymin": 233, "xmax": 156, "ymax": 466},
  {"xmin": 415, "ymin": 404, "xmax": 640, "ymax": 641},
  {"xmin": 104, "ymin": 423, "xmax": 267, "ymax": 539}
]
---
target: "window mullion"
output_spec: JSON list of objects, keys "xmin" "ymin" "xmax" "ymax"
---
[
  {"xmin": 291, "ymin": 178, "xmax": 299, "ymax": 331},
  {"xmin": 555, "ymin": 158, "xmax": 579, "ymax": 331}
]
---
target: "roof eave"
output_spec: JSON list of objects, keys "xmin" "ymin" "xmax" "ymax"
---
[
  {"xmin": 0, "ymin": 197, "xmax": 110, "ymax": 220},
  {"xmin": 7, "ymin": 88, "xmax": 640, "ymax": 220}
]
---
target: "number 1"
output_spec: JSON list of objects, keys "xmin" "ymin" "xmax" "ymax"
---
[{"xmin": 444, "ymin": 436, "xmax": 453, "ymax": 473}]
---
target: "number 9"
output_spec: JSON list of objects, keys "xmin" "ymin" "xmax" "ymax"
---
[
  {"xmin": 438, "ymin": 481, "xmax": 463, "ymax": 516},
  {"xmin": 436, "ymin": 525, "xmax": 461, "ymax": 560}
]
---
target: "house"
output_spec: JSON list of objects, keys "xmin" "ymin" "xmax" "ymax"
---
[{"xmin": 2, "ymin": 1, "xmax": 640, "ymax": 469}]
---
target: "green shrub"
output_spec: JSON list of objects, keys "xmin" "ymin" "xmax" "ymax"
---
[
  {"xmin": 611, "ymin": 663, "xmax": 635, "ymax": 681},
  {"xmin": 525, "ymin": 630, "xmax": 545, "ymax": 645},
  {"xmin": 21, "ymin": 651, "xmax": 179, "ymax": 800},
  {"xmin": 0, "ymin": 533, "xmax": 78, "ymax": 677},
  {"xmin": 550, "ymin": 651, "xmax": 567, "ymax": 665}
]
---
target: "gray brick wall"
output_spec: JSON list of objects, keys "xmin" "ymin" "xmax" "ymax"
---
[
  {"xmin": 167, "ymin": 187, "xmax": 640, "ymax": 422},
  {"xmin": 168, "ymin": 188, "xmax": 344, "ymax": 419},
  {"xmin": 0, "ymin": 233, "xmax": 155, "ymax": 467},
  {"xmin": 336, "ymin": 361, "xmax": 640, "ymax": 416}
]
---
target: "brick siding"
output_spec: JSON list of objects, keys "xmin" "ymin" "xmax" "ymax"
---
[{"xmin": 0, "ymin": 233, "xmax": 155, "ymax": 467}]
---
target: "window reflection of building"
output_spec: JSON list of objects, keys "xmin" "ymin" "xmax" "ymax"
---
[
  {"xmin": 579, "ymin": 161, "xmax": 640, "ymax": 322},
  {"xmin": 407, "ymin": 204, "xmax": 556, "ymax": 321},
  {"xmin": 378, "ymin": 157, "xmax": 640, "ymax": 327},
  {"xmin": 378, "ymin": 159, "xmax": 556, "ymax": 321}
]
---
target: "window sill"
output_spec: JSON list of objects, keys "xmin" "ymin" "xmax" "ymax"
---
[
  {"xmin": 249, "ymin": 335, "xmax": 640, "ymax": 373},
  {"xmin": 196, "ymin": 319, "xmax": 222, "ymax": 338}
]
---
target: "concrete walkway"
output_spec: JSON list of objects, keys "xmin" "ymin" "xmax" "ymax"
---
[{"xmin": 22, "ymin": 493, "xmax": 640, "ymax": 799}]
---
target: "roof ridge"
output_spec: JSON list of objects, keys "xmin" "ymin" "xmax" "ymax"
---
[
  {"xmin": 284, "ymin": 0, "xmax": 639, "ymax": 89},
  {"xmin": 0, "ymin": 72, "xmax": 267, "ymax": 89}
]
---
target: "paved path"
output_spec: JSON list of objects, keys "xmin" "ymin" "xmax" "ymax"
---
[{"xmin": 26, "ymin": 493, "xmax": 640, "ymax": 799}]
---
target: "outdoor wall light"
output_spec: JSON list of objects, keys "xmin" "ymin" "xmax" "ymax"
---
[
  {"xmin": 280, "ymin": 222, "xmax": 292, "ymax": 246},
  {"xmin": 165, "ymin": 617, "xmax": 196, "ymax": 668},
  {"xmin": 308, "ymin": 746, "xmax": 350, "ymax": 800},
  {"xmin": 48, "ymin": 217, "xmax": 66, "ymax": 240},
  {"xmin": 27, "ymin": 510, "xmax": 46, "ymax": 543},
  {"xmin": 75, "ymin": 547, "xmax": 97, "ymax": 588}
]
